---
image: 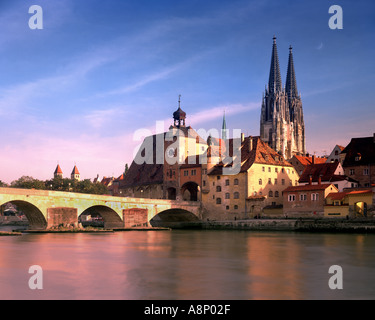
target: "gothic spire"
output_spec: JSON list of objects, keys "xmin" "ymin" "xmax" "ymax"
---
[
  {"xmin": 268, "ymin": 36, "xmax": 282, "ymax": 94},
  {"xmin": 286, "ymin": 45, "xmax": 298, "ymax": 99},
  {"xmin": 221, "ymin": 111, "xmax": 227, "ymax": 141}
]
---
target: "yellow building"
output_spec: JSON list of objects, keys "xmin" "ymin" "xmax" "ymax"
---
[
  {"xmin": 324, "ymin": 189, "xmax": 373, "ymax": 218},
  {"xmin": 202, "ymin": 135, "xmax": 299, "ymax": 220}
]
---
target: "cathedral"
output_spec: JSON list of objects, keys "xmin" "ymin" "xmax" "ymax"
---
[{"xmin": 260, "ymin": 36, "xmax": 306, "ymax": 160}]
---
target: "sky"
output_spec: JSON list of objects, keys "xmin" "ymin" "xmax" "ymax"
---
[{"xmin": 0, "ymin": 0, "xmax": 374, "ymax": 184}]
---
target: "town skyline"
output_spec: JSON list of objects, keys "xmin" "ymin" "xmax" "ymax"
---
[{"xmin": 0, "ymin": 0, "xmax": 374, "ymax": 183}]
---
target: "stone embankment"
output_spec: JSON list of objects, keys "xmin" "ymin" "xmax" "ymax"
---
[{"xmin": 202, "ymin": 219, "xmax": 375, "ymax": 233}]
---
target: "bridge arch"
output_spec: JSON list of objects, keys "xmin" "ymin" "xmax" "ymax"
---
[
  {"xmin": 80, "ymin": 205, "xmax": 123, "ymax": 229},
  {"xmin": 1, "ymin": 200, "xmax": 47, "ymax": 230},
  {"xmin": 150, "ymin": 208, "xmax": 201, "ymax": 228}
]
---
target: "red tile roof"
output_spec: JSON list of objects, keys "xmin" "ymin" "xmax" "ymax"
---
[
  {"xmin": 54, "ymin": 164, "xmax": 63, "ymax": 174},
  {"xmin": 327, "ymin": 189, "xmax": 372, "ymax": 200},
  {"xmin": 294, "ymin": 155, "xmax": 327, "ymax": 166},
  {"xmin": 299, "ymin": 162, "xmax": 340, "ymax": 183},
  {"xmin": 71, "ymin": 165, "xmax": 80, "ymax": 175},
  {"xmin": 283, "ymin": 183, "xmax": 336, "ymax": 193},
  {"xmin": 208, "ymin": 136, "xmax": 293, "ymax": 175}
]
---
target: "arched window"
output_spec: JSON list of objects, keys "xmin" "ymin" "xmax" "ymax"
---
[
  {"xmin": 216, "ymin": 186, "xmax": 222, "ymax": 192},
  {"xmin": 225, "ymin": 193, "xmax": 230, "ymax": 199},
  {"xmin": 216, "ymin": 198, "xmax": 222, "ymax": 205},
  {"xmin": 259, "ymin": 179, "xmax": 262, "ymax": 185},
  {"xmin": 234, "ymin": 192, "xmax": 240, "ymax": 199},
  {"xmin": 234, "ymin": 179, "xmax": 239, "ymax": 185},
  {"xmin": 269, "ymin": 190, "xmax": 273, "ymax": 197},
  {"xmin": 275, "ymin": 191, "xmax": 279, "ymax": 197}
]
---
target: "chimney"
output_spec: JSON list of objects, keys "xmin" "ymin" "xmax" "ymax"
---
[
  {"xmin": 309, "ymin": 174, "xmax": 313, "ymax": 185},
  {"xmin": 241, "ymin": 133, "xmax": 245, "ymax": 142},
  {"xmin": 249, "ymin": 136, "xmax": 253, "ymax": 152}
]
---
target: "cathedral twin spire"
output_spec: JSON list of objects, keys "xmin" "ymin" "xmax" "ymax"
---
[
  {"xmin": 261, "ymin": 36, "xmax": 305, "ymax": 159},
  {"xmin": 268, "ymin": 36, "xmax": 299, "ymax": 100}
]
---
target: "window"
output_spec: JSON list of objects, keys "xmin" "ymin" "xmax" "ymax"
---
[
  {"xmin": 349, "ymin": 169, "xmax": 355, "ymax": 175},
  {"xmin": 334, "ymin": 200, "xmax": 341, "ymax": 206},
  {"xmin": 268, "ymin": 178, "xmax": 272, "ymax": 185},
  {"xmin": 364, "ymin": 168, "xmax": 369, "ymax": 175},
  {"xmin": 225, "ymin": 179, "xmax": 230, "ymax": 186},
  {"xmin": 216, "ymin": 186, "xmax": 222, "ymax": 192},
  {"xmin": 282, "ymin": 179, "xmax": 285, "ymax": 185},
  {"xmin": 269, "ymin": 191, "xmax": 273, "ymax": 197},
  {"xmin": 300, "ymin": 194, "xmax": 307, "ymax": 201},
  {"xmin": 335, "ymin": 150, "xmax": 339, "ymax": 156},
  {"xmin": 311, "ymin": 193, "xmax": 319, "ymax": 201},
  {"xmin": 262, "ymin": 167, "xmax": 265, "ymax": 172},
  {"xmin": 275, "ymin": 168, "xmax": 278, "ymax": 173},
  {"xmin": 274, "ymin": 178, "xmax": 278, "ymax": 185},
  {"xmin": 288, "ymin": 194, "xmax": 296, "ymax": 202},
  {"xmin": 203, "ymin": 180, "xmax": 206, "ymax": 187},
  {"xmin": 295, "ymin": 180, "xmax": 298, "ymax": 186},
  {"xmin": 253, "ymin": 191, "xmax": 257, "ymax": 196},
  {"xmin": 234, "ymin": 205, "xmax": 238, "ymax": 210},
  {"xmin": 217, "ymin": 176, "xmax": 221, "ymax": 180},
  {"xmin": 225, "ymin": 193, "xmax": 230, "ymax": 199},
  {"xmin": 216, "ymin": 198, "xmax": 222, "ymax": 205},
  {"xmin": 234, "ymin": 192, "xmax": 240, "ymax": 199},
  {"xmin": 259, "ymin": 179, "xmax": 262, "ymax": 185},
  {"xmin": 191, "ymin": 169, "xmax": 196, "ymax": 176},
  {"xmin": 234, "ymin": 179, "xmax": 239, "ymax": 185},
  {"xmin": 275, "ymin": 191, "xmax": 279, "ymax": 197},
  {"xmin": 226, "ymin": 206, "xmax": 230, "ymax": 210},
  {"xmin": 268, "ymin": 167, "xmax": 271, "ymax": 172},
  {"xmin": 282, "ymin": 168, "xmax": 285, "ymax": 173},
  {"xmin": 184, "ymin": 170, "xmax": 188, "ymax": 176}
]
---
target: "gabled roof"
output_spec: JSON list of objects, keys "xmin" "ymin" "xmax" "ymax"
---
[
  {"xmin": 341, "ymin": 136, "xmax": 375, "ymax": 166},
  {"xmin": 208, "ymin": 136, "xmax": 293, "ymax": 176},
  {"xmin": 299, "ymin": 162, "xmax": 340, "ymax": 183},
  {"xmin": 293, "ymin": 155, "xmax": 327, "ymax": 166}
]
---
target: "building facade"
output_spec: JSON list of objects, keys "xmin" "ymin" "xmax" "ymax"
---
[
  {"xmin": 260, "ymin": 37, "xmax": 306, "ymax": 160},
  {"xmin": 202, "ymin": 135, "xmax": 300, "ymax": 220},
  {"xmin": 340, "ymin": 134, "xmax": 375, "ymax": 187}
]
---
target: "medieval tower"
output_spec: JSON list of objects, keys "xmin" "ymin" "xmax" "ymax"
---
[{"xmin": 260, "ymin": 36, "xmax": 306, "ymax": 160}]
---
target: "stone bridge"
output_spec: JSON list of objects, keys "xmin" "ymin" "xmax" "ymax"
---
[{"xmin": 0, "ymin": 187, "xmax": 202, "ymax": 229}]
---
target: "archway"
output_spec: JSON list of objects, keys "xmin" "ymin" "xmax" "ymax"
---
[
  {"xmin": 355, "ymin": 202, "xmax": 368, "ymax": 217},
  {"xmin": 181, "ymin": 182, "xmax": 199, "ymax": 201},
  {"xmin": 167, "ymin": 187, "xmax": 177, "ymax": 200},
  {"xmin": 150, "ymin": 208, "xmax": 201, "ymax": 229},
  {"xmin": 80, "ymin": 205, "xmax": 123, "ymax": 229},
  {"xmin": 0, "ymin": 200, "xmax": 47, "ymax": 230}
]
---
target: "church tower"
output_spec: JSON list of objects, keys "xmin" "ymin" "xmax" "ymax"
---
[{"xmin": 260, "ymin": 36, "xmax": 305, "ymax": 159}]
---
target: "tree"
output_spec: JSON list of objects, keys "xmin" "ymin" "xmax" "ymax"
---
[
  {"xmin": 11, "ymin": 176, "xmax": 46, "ymax": 190},
  {"xmin": 124, "ymin": 163, "xmax": 129, "ymax": 175},
  {"xmin": 0, "ymin": 180, "xmax": 8, "ymax": 187}
]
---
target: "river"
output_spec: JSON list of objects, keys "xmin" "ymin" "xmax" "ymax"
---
[{"xmin": 0, "ymin": 228, "xmax": 374, "ymax": 300}]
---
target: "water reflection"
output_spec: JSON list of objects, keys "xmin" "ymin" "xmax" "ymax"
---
[{"xmin": 0, "ymin": 230, "xmax": 375, "ymax": 300}]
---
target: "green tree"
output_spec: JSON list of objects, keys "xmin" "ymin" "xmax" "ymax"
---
[
  {"xmin": 11, "ymin": 176, "xmax": 46, "ymax": 190},
  {"xmin": 0, "ymin": 180, "xmax": 8, "ymax": 187}
]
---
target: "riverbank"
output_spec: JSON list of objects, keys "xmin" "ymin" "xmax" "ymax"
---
[
  {"xmin": 0, "ymin": 231, "xmax": 22, "ymax": 236},
  {"xmin": 201, "ymin": 218, "xmax": 375, "ymax": 233}
]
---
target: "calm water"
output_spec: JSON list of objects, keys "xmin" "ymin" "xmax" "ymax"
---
[{"xmin": 0, "ymin": 228, "xmax": 375, "ymax": 300}]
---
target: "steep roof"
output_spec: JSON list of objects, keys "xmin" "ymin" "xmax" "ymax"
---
[
  {"xmin": 341, "ymin": 136, "xmax": 375, "ymax": 166},
  {"xmin": 71, "ymin": 165, "xmax": 80, "ymax": 175},
  {"xmin": 54, "ymin": 164, "xmax": 63, "ymax": 174},
  {"xmin": 294, "ymin": 155, "xmax": 327, "ymax": 166},
  {"xmin": 208, "ymin": 136, "xmax": 293, "ymax": 175},
  {"xmin": 299, "ymin": 162, "xmax": 340, "ymax": 183}
]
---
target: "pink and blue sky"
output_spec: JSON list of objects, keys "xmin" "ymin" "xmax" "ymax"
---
[{"xmin": 0, "ymin": 0, "xmax": 374, "ymax": 183}]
